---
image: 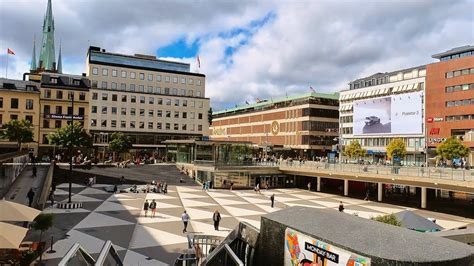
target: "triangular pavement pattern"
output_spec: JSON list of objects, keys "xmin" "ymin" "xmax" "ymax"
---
[
  {"xmin": 206, "ymin": 191, "xmax": 236, "ymax": 198},
  {"xmin": 290, "ymin": 194, "xmax": 325, "ymax": 200},
  {"xmin": 123, "ymin": 249, "xmax": 168, "ymax": 266},
  {"xmin": 178, "ymin": 192, "xmax": 209, "ymax": 199},
  {"xmin": 241, "ymin": 197, "xmax": 272, "ymax": 204},
  {"xmin": 361, "ymin": 204, "xmax": 405, "ymax": 214},
  {"xmin": 74, "ymin": 212, "xmax": 134, "ymax": 229},
  {"xmin": 213, "ymin": 197, "xmax": 250, "ymax": 206},
  {"xmin": 223, "ymin": 205, "xmax": 266, "ymax": 217},
  {"xmin": 69, "ymin": 194, "xmax": 103, "ymax": 202},
  {"xmin": 78, "ymin": 187, "xmax": 110, "ymax": 195},
  {"xmin": 255, "ymin": 204, "xmax": 282, "ymax": 213},
  {"xmin": 57, "ymin": 183, "xmax": 85, "ymax": 188},
  {"xmin": 285, "ymin": 202, "xmax": 325, "ymax": 209},
  {"xmin": 310, "ymin": 199, "xmax": 340, "ymax": 208},
  {"xmin": 189, "ymin": 220, "xmax": 232, "ymax": 237},
  {"xmin": 181, "ymin": 198, "xmax": 218, "ymax": 208},
  {"xmin": 185, "ymin": 207, "xmax": 230, "ymax": 220},
  {"xmin": 176, "ymin": 186, "xmax": 202, "ymax": 192},
  {"xmin": 136, "ymin": 213, "xmax": 182, "ymax": 224},
  {"xmin": 53, "ymin": 188, "xmax": 69, "ymax": 195},
  {"xmin": 42, "ymin": 207, "xmax": 90, "ymax": 214},
  {"xmin": 145, "ymin": 193, "xmax": 177, "ymax": 200},
  {"xmin": 269, "ymin": 196, "xmax": 302, "ymax": 203},
  {"xmin": 95, "ymin": 201, "xmax": 140, "ymax": 212},
  {"xmin": 129, "ymin": 224, "xmax": 188, "ymax": 249},
  {"xmin": 107, "ymin": 193, "xmax": 135, "ymax": 201}
]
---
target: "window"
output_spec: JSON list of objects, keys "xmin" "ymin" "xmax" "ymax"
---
[
  {"xmin": 102, "ymin": 68, "xmax": 108, "ymax": 76},
  {"xmin": 121, "ymin": 108, "xmax": 126, "ymax": 115},
  {"xmin": 166, "ymin": 99, "xmax": 171, "ymax": 105},
  {"xmin": 140, "ymin": 96, "xmax": 145, "ymax": 103},
  {"xmin": 101, "ymin": 81, "xmax": 107, "ymax": 89},
  {"xmin": 79, "ymin": 107, "xmax": 85, "ymax": 116},
  {"xmin": 156, "ymin": 87, "xmax": 162, "ymax": 94},
  {"xmin": 182, "ymin": 124, "xmax": 187, "ymax": 130},
  {"xmin": 68, "ymin": 106, "xmax": 73, "ymax": 115},
  {"xmin": 139, "ymin": 122, "xmax": 144, "ymax": 129},
  {"xmin": 26, "ymin": 99, "xmax": 34, "ymax": 110},
  {"xmin": 92, "ymin": 92, "xmax": 98, "ymax": 100},
  {"xmin": 454, "ymin": 70, "xmax": 461, "ymax": 77},
  {"xmin": 130, "ymin": 108, "xmax": 136, "ymax": 115},
  {"xmin": 166, "ymin": 123, "xmax": 170, "ymax": 130},
  {"xmin": 92, "ymin": 80, "xmax": 98, "ymax": 88},
  {"xmin": 55, "ymin": 106, "xmax": 62, "ymax": 114},
  {"xmin": 198, "ymin": 113, "xmax": 203, "ymax": 119},
  {"xmin": 50, "ymin": 77, "xmax": 58, "ymax": 84},
  {"xmin": 121, "ymin": 71, "xmax": 127, "ymax": 78},
  {"xmin": 148, "ymin": 74, "xmax": 153, "ymax": 81},
  {"xmin": 148, "ymin": 110, "xmax": 154, "ymax": 117},
  {"xmin": 148, "ymin": 122, "xmax": 153, "ymax": 129},
  {"xmin": 191, "ymin": 100, "xmax": 195, "ymax": 107},
  {"xmin": 172, "ymin": 88, "xmax": 178, "ymax": 95},
  {"xmin": 198, "ymin": 101, "xmax": 203, "ymax": 108},
  {"xmin": 183, "ymin": 100, "xmax": 187, "ymax": 107},
  {"xmin": 197, "ymin": 79, "xmax": 201, "ymax": 86},
  {"xmin": 111, "ymin": 82, "xmax": 117, "ymax": 90},
  {"xmin": 111, "ymin": 120, "xmax": 117, "ymax": 128},
  {"xmin": 463, "ymin": 84, "xmax": 469, "ymax": 91},
  {"xmin": 157, "ymin": 123, "xmax": 162, "ymax": 129},
  {"xmin": 175, "ymin": 99, "xmax": 179, "ymax": 106},
  {"xmin": 25, "ymin": 115, "xmax": 33, "ymax": 123},
  {"xmin": 91, "ymin": 119, "xmax": 97, "ymax": 127},
  {"xmin": 190, "ymin": 124, "xmax": 195, "ymax": 131},
  {"xmin": 189, "ymin": 78, "xmax": 193, "ymax": 85},
  {"xmin": 165, "ymin": 76, "xmax": 170, "ymax": 83},
  {"xmin": 157, "ymin": 98, "xmax": 163, "ymax": 105},
  {"xmin": 174, "ymin": 111, "xmax": 179, "ymax": 118},
  {"xmin": 102, "ymin": 93, "xmax": 108, "ymax": 101},
  {"xmin": 139, "ymin": 73, "xmax": 145, "ymax": 80},
  {"xmin": 112, "ymin": 69, "xmax": 117, "ymax": 77},
  {"xmin": 198, "ymin": 125, "xmax": 202, "ymax": 131},
  {"xmin": 68, "ymin": 91, "xmax": 74, "ymax": 100},
  {"xmin": 44, "ymin": 89, "xmax": 51, "ymax": 98},
  {"xmin": 147, "ymin": 86, "xmax": 153, "ymax": 93},
  {"xmin": 121, "ymin": 121, "xmax": 126, "ymax": 128},
  {"xmin": 188, "ymin": 90, "xmax": 193, "ymax": 96},
  {"xmin": 43, "ymin": 120, "xmax": 49, "ymax": 129},
  {"xmin": 130, "ymin": 121, "xmax": 136, "ymax": 128},
  {"xmin": 10, "ymin": 98, "xmax": 19, "ymax": 109},
  {"xmin": 101, "ymin": 120, "xmax": 107, "ymax": 127},
  {"xmin": 121, "ymin": 83, "xmax": 126, "ymax": 91},
  {"xmin": 102, "ymin": 106, "xmax": 107, "ymax": 114},
  {"xmin": 190, "ymin": 112, "xmax": 195, "ymax": 119},
  {"xmin": 10, "ymin": 114, "xmax": 18, "ymax": 120},
  {"xmin": 112, "ymin": 94, "xmax": 118, "ymax": 101},
  {"xmin": 55, "ymin": 120, "xmax": 62, "ymax": 128},
  {"xmin": 174, "ymin": 123, "xmax": 179, "ymax": 130},
  {"xmin": 149, "ymin": 97, "xmax": 154, "ymax": 104},
  {"xmin": 173, "ymin": 77, "xmax": 178, "ymax": 83},
  {"xmin": 182, "ymin": 112, "xmax": 187, "ymax": 119},
  {"xmin": 130, "ymin": 72, "xmax": 136, "ymax": 79},
  {"xmin": 56, "ymin": 90, "xmax": 63, "ymax": 99},
  {"xmin": 180, "ymin": 89, "xmax": 186, "ymax": 96},
  {"xmin": 164, "ymin": 87, "xmax": 170, "ymax": 95},
  {"xmin": 0, "ymin": 114, "xmax": 2, "ymax": 125},
  {"xmin": 79, "ymin": 92, "xmax": 86, "ymax": 101},
  {"xmin": 112, "ymin": 107, "xmax": 117, "ymax": 115},
  {"xmin": 92, "ymin": 67, "xmax": 98, "ymax": 75},
  {"xmin": 462, "ymin": 69, "xmax": 469, "ymax": 75},
  {"xmin": 157, "ymin": 110, "xmax": 162, "ymax": 117},
  {"xmin": 166, "ymin": 111, "xmax": 171, "ymax": 118},
  {"xmin": 157, "ymin": 75, "xmax": 161, "ymax": 81},
  {"xmin": 44, "ymin": 105, "xmax": 50, "ymax": 114},
  {"xmin": 130, "ymin": 84, "xmax": 136, "ymax": 91},
  {"xmin": 197, "ymin": 91, "xmax": 201, "ymax": 97},
  {"xmin": 122, "ymin": 95, "xmax": 127, "ymax": 102},
  {"xmin": 131, "ymin": 96, "xmax": 136, "ymax": 103},
  {"xmin": 181, "ymin": 78, "xmax": 186, "ymax": 84}
]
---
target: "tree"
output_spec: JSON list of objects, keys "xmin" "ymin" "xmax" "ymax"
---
[
  {"xmin": 0, "ymin": 119, "xmax": 34, "ymax": 151},
  {"xmin": 436, "ymin": 137, "xmax": 469, "ymax": 160},
  {"xmin": 343, "ymin": 140, "xmax": 366, "ymax": 160},
  {"xmin": 108, "ymin": 132, "xmax": 133, "ymax": 161},
  {"xmin": 47, "ymin": 121, "xmax": 92, "ymax": 150},
  {"xmin": 386, "ymin": 138, "xmax": 406, "ymax": 161},
  {"xmin": 371, "ymin": 213, "xmax": 401, "ymax": 226},
  {"xmin": 31, "ymin": 213, "xmax": 54, "ymax": 262}
]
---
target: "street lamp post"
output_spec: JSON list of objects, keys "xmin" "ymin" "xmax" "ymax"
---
[{"xmin": 68, "ymin": 94, "xmax": 74, "ymax": 203}]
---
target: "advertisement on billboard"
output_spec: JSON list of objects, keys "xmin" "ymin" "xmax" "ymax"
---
[
  {"xmin": 353, "ymin": 91, "xmax": 423, "ymax": 135},
  {"xmin": 285, "ymin": 228, "xmax": 370, "ymax": 266}
]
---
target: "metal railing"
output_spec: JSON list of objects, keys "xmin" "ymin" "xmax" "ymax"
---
[
  {"xmin": 280, "ymin": 161, "xmax": 474, "ymax": 182},
  {"xmin": 58, "ymin": 240, "xmax": 123, "ymax": 266}
]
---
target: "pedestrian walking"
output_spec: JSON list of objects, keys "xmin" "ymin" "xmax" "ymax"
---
[
  {"xmin": 113, "ymin": 184, "xmax": 118, "ymax": 194},
  {"xmin": 338, "ymin": 201, "xmax": 344, "ymax": 212},
  {"xmin": 364, "ymin": 190, "xmax": 370, "ymax": 201},
  {"xmin": 27, "ymin": 188, "xmax": 35, "ymax": 207},
  {"xmin": 202, "ymin": 182, "xmax": 206, "ymax": 191},
  {"xmin": 163, "ymin": 183, "xmax": 168, "ymax": 194},
  {"xmin": 143, "ymin": 200, "xmax": 149, "ymax": 217},
  {"xmin": 48, "ymin": 190, "xmax": 55, "ymax": 207},
  {"xmin": 270, "ymin": 194, "xmax": 275, "ymax": 208},
  {"xmin": 32, "ymin": 166, "xmax": 37, "ymax": 177},
  {"xmin": 307, "ymin": 182, "xmax": 311, "ymax": 191},
  {"xmin": 194, "ymin": 243, "xmax": 203, "ymax": 265},
  {"xmin": 213, "ymin": 210, "xmax": 221, "ymax": 231},
  {"xmin": 150, "ymin": 199, "xmax": 157, "ymax": 218},
  {"xmin": 181, "ymin": 210, "xmax": 190, "ymax": 233}
]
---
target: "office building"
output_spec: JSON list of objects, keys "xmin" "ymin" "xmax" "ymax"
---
[
  {"xmin": 210, "ymin": 92, "xmax": 340, "ymax": 158},
  {"xmin": 86, "ymin": 46, "xmax": 210, "ymax": 156},
  {"xmin": 0, "ymin": 79, "xmax": 40, "ymax": 153},
  {"xmin": 426, "ymin": 45, "xmax": 474, "ymax": 164},
  {"xmin": 339, "ymin": 66, "xmax": 426, "ymax": 164}
]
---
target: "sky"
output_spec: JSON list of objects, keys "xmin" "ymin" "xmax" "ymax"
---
[{"xmin": 0, "ymin": 0, "xmax": 473, "ymax": 110}]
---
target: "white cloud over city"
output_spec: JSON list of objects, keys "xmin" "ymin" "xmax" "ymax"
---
[{"xmin": 0, "ymin": 0, "xmax": 472, "ymax": 110}]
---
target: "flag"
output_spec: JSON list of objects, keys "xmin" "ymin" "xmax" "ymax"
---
[
  {"xmin": 196, "ymin": 55, "xmax": 201, "ymax": 68},
  {"xmin": 7, "ymin": 48, "xmax": 15, "ymax": 55},
  {"xmin": 309, "ymin": 86, "xmax": 315, "ymax": 92},
  {"xmin": 245, "ymin": 100, "xmax": 249, "ymax": 105}
]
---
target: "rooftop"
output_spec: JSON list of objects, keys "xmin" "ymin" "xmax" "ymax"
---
[
  {"xmin": 350, "ymin": 64, "xmax": 426, "ymax": 84},
  {"xmin": 432, "ymin": 45, "xmax": 474, "ymax": 59},
  {"xmin": 0, "ymin": 78, "xmax": 40, "ymax": 92}
]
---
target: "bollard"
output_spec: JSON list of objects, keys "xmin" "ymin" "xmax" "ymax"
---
[{"xmin": 46, "ymin": 235, "xmax": 56, "ymax": 253}]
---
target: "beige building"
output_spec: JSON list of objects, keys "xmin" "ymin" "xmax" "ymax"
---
[
  {"xmin": 86, "ymin": 46, "xmax": 210, "ymax": 156},
  {"xmin": 0, "ymin": 79, "xmax": 41, "ymax": 152}
]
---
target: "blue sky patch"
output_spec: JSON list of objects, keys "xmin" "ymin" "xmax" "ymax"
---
[{"xmin": 157, "ymin": 38, "xmax": 199, "ymax": 58}]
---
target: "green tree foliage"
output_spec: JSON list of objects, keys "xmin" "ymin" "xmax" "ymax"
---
[
  {"xmin": 0, "ymin": 119, "xmax": 34, "ymax": 150},
  {"xmin": 436, "ymin": 137, "xmax": 469, "ymax": 160},
  {"xmin": 371, "ymin": 213, "xmax": 401, "ymax": 226},
  {"xmin": 386, "ymin": 138, "xmax": 406, "ymax": 160},
  {"xmin": 109, "ymin": 132, "xmax": 133, "ymax": 154},
  {"xmin": 343, "ymin": 140, "xmax": 366, "ymax": 159},
  {"xmin": 32, "ymin": 213, "xmax": 54, "ymax": 262},
  {"xmin": 47, "ymin": 121, "xmax": 92, "ymax": 150}
]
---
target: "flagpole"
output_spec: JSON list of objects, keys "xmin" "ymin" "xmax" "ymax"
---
[{"xmin": 5, "ymin": 53, "xmax": 8, "ymax": 79}]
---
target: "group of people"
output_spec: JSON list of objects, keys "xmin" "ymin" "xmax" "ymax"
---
[{"xmin": 202, "ymin": 180, "xmax": 212, "ymax": 191}]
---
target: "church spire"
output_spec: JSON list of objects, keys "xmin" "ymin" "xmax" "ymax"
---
[
  {"xmin": 38, "ymin": 0, "xmax": 56, "ymax": 71},
  {"xmin": 30, "ymin": 36, "xmax": 37, "ymax": 71},
  {"xmin": 57, "ymin": 40, "xmax": 62, "ymax": 74}
]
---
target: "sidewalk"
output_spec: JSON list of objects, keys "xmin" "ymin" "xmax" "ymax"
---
[{"xmin": 3, "ymin": 166, "xmax": 48, "ymax": 207}]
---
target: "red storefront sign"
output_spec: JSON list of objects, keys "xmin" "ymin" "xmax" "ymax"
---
[{"xmin": 429, "ymin": 128, "xmax": 440, "ymax": 135}]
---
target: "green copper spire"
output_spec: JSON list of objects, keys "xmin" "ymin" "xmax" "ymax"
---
[
  {"xmin": 30, "ymin": 37, "xmax": 37, "ymax": 71},
  {"xmin": 57, "ymin": 41, "xmax": 62, "ymax": 74},
  {"xmin": 38, "ymin": 0, "xmax": 56, "ymax": 71}
]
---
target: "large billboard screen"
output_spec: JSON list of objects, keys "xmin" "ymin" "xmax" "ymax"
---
[{"xmin": 353, "ymin": 91, "xmax": 423, "ymax": 135}]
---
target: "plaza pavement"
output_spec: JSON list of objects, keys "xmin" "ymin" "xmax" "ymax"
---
[{"xmin": 40, "ymin": 183, "xmax": 474, "ymax": 265}]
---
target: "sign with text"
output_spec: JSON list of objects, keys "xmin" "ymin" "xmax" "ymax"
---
[
  {"xmin": 353, "ymin": 91, "xmax": 423, "ymax": 135},
  {"xmin": 44, "ymin": 114, "xmax": 84, "ymax": 120},
  {"xmin": 284, "ymin": 228, "xmax": 370, "ymax": 266}
]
